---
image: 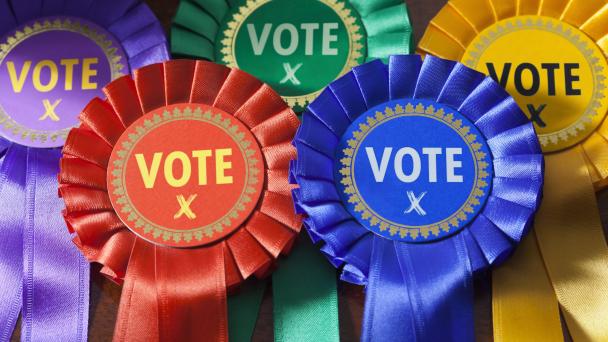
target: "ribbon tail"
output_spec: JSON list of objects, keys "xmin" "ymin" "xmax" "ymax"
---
[
  {"xmin": 363, "ymin": 235, "xmax": 474, "ymax": 342},
  {"xmin": 362, "ymin": 237, "xmax": 416, "ymax": 341},
  {"xmin": 114, "ymin": 239, "xmax": 159, "ymax": 342},
  {"xmin": 272, "ymin": 233, "xmax": 339, "ymax": 342},
  {"xmin": 0, "ymin": 146, "xmax": 26, "ymax": 341},
  {"xmin": 492, "ymin": 231, "xmax": 563, "ymax": 342},
  {"xmin": 22, "ymin": 149, "xmax": 89, "ymax": 342},
  {"xmin": 227, "ymin": 279, "xmax": 267, "ymax": 342},
  {"xmin": 156, "ymin": 243, "xmax": 227, "ymax": 342},
  {"xmin": 535, "ymin": 146, "xmax": 608, "ymax": 341}
]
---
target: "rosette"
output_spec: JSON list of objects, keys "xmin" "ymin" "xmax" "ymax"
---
[
  {"xmin": 291, "ymin": 54, "xmax": 544, "ymax": 341},
  {"xmin": 172, "ymin": 1, "xmax": 412, "ymax": 338},
  {"xmin": 171, "ymin": 0, "xmax": 413, "ymax": 111},
  {"xmin": 0, "ymin": 0, "xmax": 168, "ymax": 340},
  {"xmin": 420, "ymin": 1, "xmax": 608, "ymax": 340},
  {"xmin": 58, "ymin": 59, "xmax": 301, "ymax": 341}
]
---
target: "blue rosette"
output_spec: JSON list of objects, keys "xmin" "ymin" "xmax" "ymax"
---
[
  {"xmin": 0, "ymin": 1, "xmax": 168, "ymax": 340},
  {"xmin": 291, "ymin": 54, "xmax": 544, "ymax": 341}
]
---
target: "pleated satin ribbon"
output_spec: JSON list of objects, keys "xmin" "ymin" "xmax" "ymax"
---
[
  {"xmin": 0, "ymin": 146, "xmax": 91, "ymax": 342},
  {"xmin": 418, "ymin": 1, "xmax": 608, "ymax": 340},
  {"xmin": 171, "ymin": 1, "xmax": 413, "ymax": 340},
  {"xmin": 494, "ymin": 147, "xmax": 608, "ymax": 342},
  {"xmin": 171, "ymin": 0, "xmax": 413, "ymax": 62},
  {"xmin": 291, "ymin": 54, "xmax": 544, "ymax": 341},
  {"xmin": 0, "ymin": 1, "xmax": 168, "ymax": 340},
  {"xmin": 59, "ymin": 59, "xmax": 301, "ymax": 341}
]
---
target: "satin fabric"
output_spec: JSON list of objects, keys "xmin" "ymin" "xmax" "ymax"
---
[
  {"xmin": 0, "ymin": 1, "xmax": 168, "ymax": 340},
  {"xmin": 363, "ymin": 236, "xmax": 474, "ymax": 342},
  {"xmin": 292, "ymin": 55, "xmax": 544, "ymax": 341},
  {"xmin": 272, "ymin": 234, "xmax": 339, "ymax": 342},
  {"xmin": 536, "ymin": 149, "xmax": 608, "ymax": 342},
  {"xmin": 171, "ymin": 0, "xmax": 413, "ymax": 62},
  {"xmin": 492, "ymin": 232, "xmax": 563, "ymax": 342},
  {"xmin": 417, "ymin": 1, "xmax": 608, "ymax": 339},
  {"xmin": 172, "ymin": 1, "xmax": 413, "ymax": 341},
  {"xmin": 0, "ymin": 146, "xmax": 26, "ymax": 341},
  {"xmin": 227, "ymin": 279, "xmax": 267, "ymax": 342},
  {"xmin": 59, "ymin": 60, "xmax": 301, "ymax": 341},
  {"xmin": 0, "ymin": 146, "xmax": 91, "ymax": 342}
]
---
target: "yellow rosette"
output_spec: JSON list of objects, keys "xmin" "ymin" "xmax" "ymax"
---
[{"xmin": 420, "ymin": 1, "xmax": 608, "ymax": 341}]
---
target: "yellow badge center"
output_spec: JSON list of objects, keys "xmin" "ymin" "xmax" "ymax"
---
[{"xmin": 462, "ymin": 16, "xmax": 608, "ymax": 153}]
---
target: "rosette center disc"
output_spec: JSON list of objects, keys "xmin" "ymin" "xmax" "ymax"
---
[
  {"xmin": 335, "ymin": 100, "xmax": 493, "ymax": 242},
  {"xmin": 0, "ymin": 17, "xmax": 127, "ymax": 148},
  {"xmin": 108, "ymin": 104, "xmax": 265, "ymax": 248},
  {"xmin": 217, "ymin": 0, "xmax": 366, "ymax": 109},
  {"xmin": 462, "ymin": 16, "xmax": 608, "ymax": 152}
]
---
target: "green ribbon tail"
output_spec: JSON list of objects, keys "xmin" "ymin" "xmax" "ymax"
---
[
  {"xmin": 228, "ymin": 279, "xmax": 268, "ymax": 342},
  {"xmin": 272, "ymin": 234, "xmax": 340, "ymax": 342}
]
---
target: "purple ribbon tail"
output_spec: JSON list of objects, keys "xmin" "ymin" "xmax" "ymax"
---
[
  {"xmin": 21, "ymin": 149, "xmax": 89, "ymax": 342},
  {"xmin": 0, "ymin": 146, "xmax": 26, "ymax": 342}
]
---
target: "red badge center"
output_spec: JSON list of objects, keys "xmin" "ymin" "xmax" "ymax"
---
[{"xmin": 108, "ymin": 104, "xmax": 265, "ymax": 248}]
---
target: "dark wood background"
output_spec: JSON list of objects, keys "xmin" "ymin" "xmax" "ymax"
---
[{"xmin": 11, "ymin": 0, "xmax": 592, "ymax": 341}]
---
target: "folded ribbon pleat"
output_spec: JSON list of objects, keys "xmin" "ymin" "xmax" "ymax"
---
[{"xmin": 292, "ymin": 54, "xmax": 544, "ymax": 341}]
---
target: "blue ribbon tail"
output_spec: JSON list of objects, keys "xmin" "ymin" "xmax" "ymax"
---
[
  {"xmin": 363, "ymin": 235, "xmax": 474, "ymax": 342},
  {"xmin": 22, "ymin": 149, "xmax": 89, "ymax": 342}
]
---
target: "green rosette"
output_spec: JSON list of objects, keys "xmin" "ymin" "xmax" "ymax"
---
[
  {"xmin": 171, "ymin": 0, "xmax": 413, "ymax": 111},
  {"xmin": 171, "ymin": 1, "xmax": 413, "ymax": 341}
]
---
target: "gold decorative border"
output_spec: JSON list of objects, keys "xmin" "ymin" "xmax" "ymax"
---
[
  {"xmin": 0, "ymin": 18, "xmax": 126, "ymax": 145},
  {"xmin": 339, "ymin": 103, "xmax": 491, "ymax": 240},
  {"xmin": 109, "ymin": 106, "xmax": 261, "ymax": 244},
  {"xmin": 463, "ymin": 17, "xmax": 607, "ymax": 149},
  {"xmin": 219, "ymin": 0, "xmax": 365, "ymax": 108}
]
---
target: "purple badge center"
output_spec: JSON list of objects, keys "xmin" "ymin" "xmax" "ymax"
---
[{"xmin": 0, "ymin": 17, "xmax": 127, "ymax": 148}]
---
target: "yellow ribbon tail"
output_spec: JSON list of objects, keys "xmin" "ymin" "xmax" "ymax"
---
[
  {"xmin": 492, "ymin": 231, "xmax": 563, "ymax": 342},
  {"xmin": 536, "ymin": 147, "xmax": 608, "ymax": 341},
  {"xmin": 494, "ymin": 146, "xmax": 608, "ymax": 341}
]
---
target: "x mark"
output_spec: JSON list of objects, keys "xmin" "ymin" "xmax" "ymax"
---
[
  {"xmin": 280, "ymin": 62, "xmax": 303, "ymax": 85},
  {"xmin": 174, "ymin": 194, "xmax": 198, "ymax": 220},
  {"xmin": 527, "ymin": 104, "xmax": 547, "ymax": 128},
  {"xmin": 39, "ymin": 99, "xmax": 62, "ymax": 122},
  {"xmin": 405, "ymin": 191, "xmax": 427, "ymax": 216}
]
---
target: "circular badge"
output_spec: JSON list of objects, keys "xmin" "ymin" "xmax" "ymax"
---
[
  {"xmin": 0, "ymin": 17, "xmax": 127, "ymax": 148},
  {"xmin": 462, "ymin": 16, "xmax": 608, "ymax": 153},
  {"xmin": 107, "ymin": 104, "xmax": 265, "ymax": 248},
  {"xmin": 217, "ymin": 0, "xmax": 366, "ymax": 110},
  {"xmin": 335, "ymin": 100, "xmax": 493, "ymax": 242}
]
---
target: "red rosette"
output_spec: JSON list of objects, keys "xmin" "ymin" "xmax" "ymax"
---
[{"xmin": 58, "ymin": 59, "xmax": 301, "ymax": 341}]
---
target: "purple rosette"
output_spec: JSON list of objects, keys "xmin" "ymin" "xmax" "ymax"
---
[
  {"xmin": 291, "ymin": 55, "xmax": 544, "ymax": 340},
  {"xmin": 0, "ymin": 1, "xmax": 168, "ymax": 340}
]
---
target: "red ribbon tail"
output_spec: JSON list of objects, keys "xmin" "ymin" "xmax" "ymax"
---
[
  {"xmin": 114, "ymin": 240, "xmax": 228, "ymax": 342},
  {"xmin": 113, "ymin": 239, "xmax": 159, "ymax": 342},
  {"xmin": 156, "ymin": 244, "xmax": 228, "ymax": 342}
]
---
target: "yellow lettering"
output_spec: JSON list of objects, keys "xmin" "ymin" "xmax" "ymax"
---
[
  {"xmin": 82, "ymin": 58, "xmax": 98, "ymax": 90},
  {"xmin": 32, "ymin": 60, "xmax": 58, "ymax": 92},
  {"xmin": 165, "ymin": 151, "xmax": 191, "ymax": 187},
  {"xmin": 6, "ymin": 61, "xmax": 31, "ymax": 93},
  {"xmin": 136, "ymin": 152, "xmax": 162, "ymax": 189},
  {"xmin": 60, "ymin": 58, "xmax": 79, "ymax": 91},
  {"xmin": 192, "ymin": 150, "xmax": 212, "ymax": 185},
  {"xmin": 215, "ymin": 148, "xmax": 233, "ymax": 184}
]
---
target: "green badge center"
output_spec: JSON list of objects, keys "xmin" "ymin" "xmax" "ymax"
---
[{"xmin": 218, "ymin": 0, "xmax": 365, "ymax": 109}]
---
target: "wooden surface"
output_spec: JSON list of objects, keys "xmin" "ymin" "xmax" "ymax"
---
[{"xmin": 10, "ymin": 0, "xmax": 594, "ymax": 341}]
